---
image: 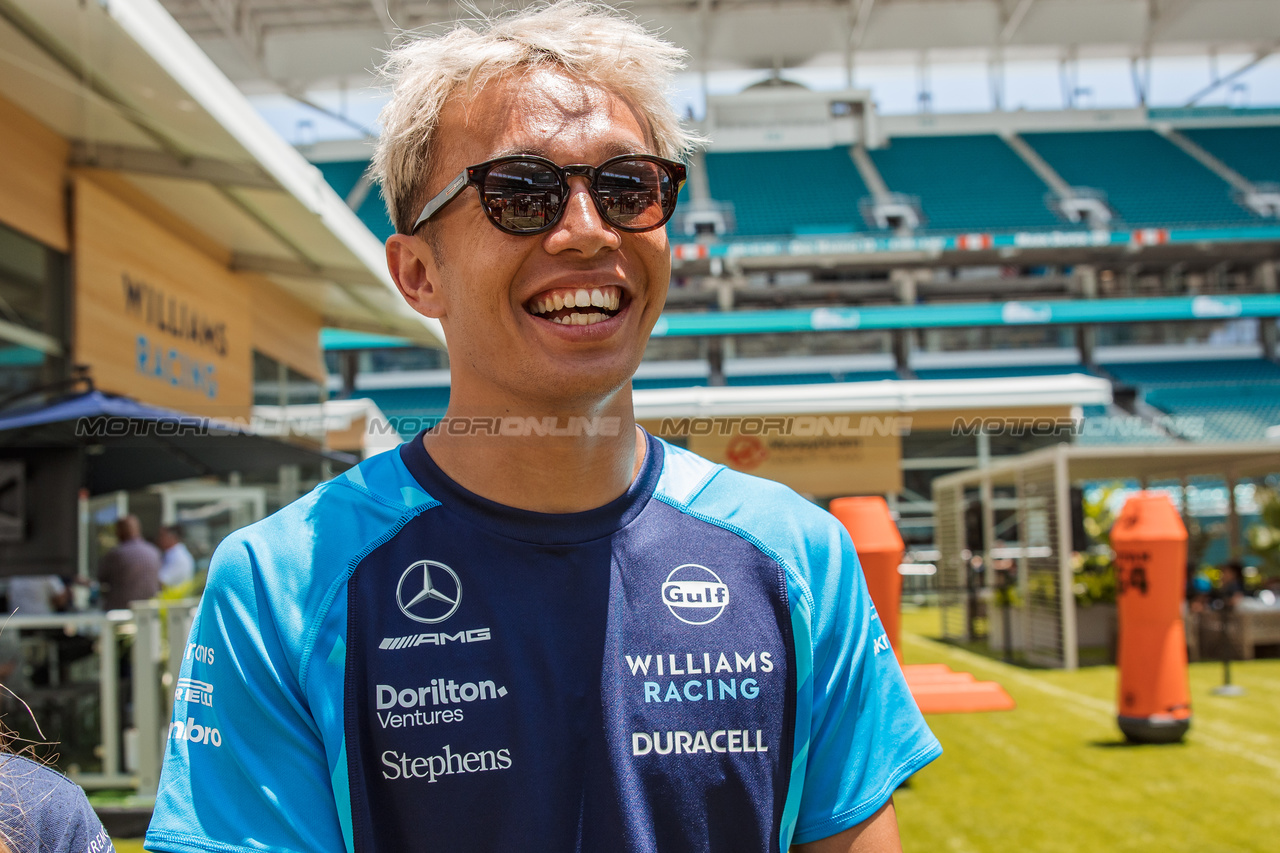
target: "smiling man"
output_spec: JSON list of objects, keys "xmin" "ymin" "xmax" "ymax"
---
[{"xmin": 145, "ymin": 4, "xmax": 939, "ymax": 853}]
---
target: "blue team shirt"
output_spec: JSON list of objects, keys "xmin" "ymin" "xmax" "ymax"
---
[
  {"xmin": 146, "ymin": 432, "xmax": 939, "ymax": 853},
  {"xmin": 0, "ymin": 755, "xmax": 114, "ymax": 852}
]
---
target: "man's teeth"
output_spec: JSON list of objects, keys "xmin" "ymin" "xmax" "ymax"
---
[
  {"xmin": 552, "ymin": 312, "xmax": 608, "ymax": 325},
  {"xmin": 531, "ymin": 288, "xmax": 621, "ymax": 315}
]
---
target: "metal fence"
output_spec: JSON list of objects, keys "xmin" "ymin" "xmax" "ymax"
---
[
  {"xmin": 1018, "ymin": 460, "xmax": 1071, "ymax": 668},
  {"xmin": 934, "ymin": 480, "xmax": 968, "ymax": 643},
  {"xmin": 4, "ymin": 599, "xmax": 199, "ymax": 797},
  {"xmin": 934, "ymin": 443, "xmax": 1078, "ymax": 669}
]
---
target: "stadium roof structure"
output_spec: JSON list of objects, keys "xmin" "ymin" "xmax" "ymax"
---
[
  {"xmin": 157, "ymin": 1, "xmax": 1280, "ymax": 98},
  {"xmin": 0, "ymin": 0, "xmax": 444, "ymax": 346}
]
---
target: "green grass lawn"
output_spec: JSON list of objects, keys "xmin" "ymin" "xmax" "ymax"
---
[
  {"xmin": 895, "ymin": 607, "xmax": 1280, "ymax": 852},
  {"xmin": 111, "ymin": 608, "xmax": 1278, "ymax": 852}
]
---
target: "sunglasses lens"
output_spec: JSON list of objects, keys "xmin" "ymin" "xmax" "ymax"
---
[
  {"xmin": 481, "ymin": 161, "xmax": 563, "ymax": 232},
  {"xmin": 595, "ymin": 159, "xmax": 672, "ymax": 230}
]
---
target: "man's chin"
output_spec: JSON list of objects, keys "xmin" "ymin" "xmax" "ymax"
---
[{"xmin": 522, "ymin": 361, "xmax": 637, "ymax": 411}]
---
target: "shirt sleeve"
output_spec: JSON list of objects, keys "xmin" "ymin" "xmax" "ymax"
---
[
  {"xmin": 47, "ymin": 782, "xmax": 114, "ymax": 853},
  {"xmin": 145, "ymin": 535, "xmax": 348, "ymax": 853},
  {"xmin": 0, "ymin": 757, "xmax": 114, "ymax": 853},
  {"xmin": 790, "ymin": 522, "xmax": 941, "ymax": 846}
]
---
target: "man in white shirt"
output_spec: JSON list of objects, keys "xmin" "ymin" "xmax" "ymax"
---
[
  {"xmin": 157, "ymin": 526, "xmax": 195, "ymax": 589},
  {"xmin": 6, "ymin": 575, "xmax": 69, "ymax": 615}
]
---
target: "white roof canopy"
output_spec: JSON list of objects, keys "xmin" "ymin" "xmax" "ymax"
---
[
  {"xmin": 633, "ymin": 373, "xmax": 1112, "ymax": 418},
  {"xmin": 934, "ymin": 441, "xmax": 1280, "ymax": 485},
  {"xmin": 0, "ymin": 0, "xmax": 443, "ymax": 345}
]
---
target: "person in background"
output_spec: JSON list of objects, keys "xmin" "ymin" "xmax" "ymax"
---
[
  {"xmin": 1219, "ymin": 560, "xmax": 1247, "ymax": 605},
  {"xmin": 0, "ymin": 727, "xmax": 114, "ymax": 852},
  {"xmin": 96, "ymin": 516, "xmax": 160, "ymax": 611},
  {"xmin": 5, "ymin": 576, "xmax": 70, "ymax": 616},
  {"xmin": 156, "ymin": 526, "xmax": 195, "ymax": 590},
  {"xmin": 2, "ymin": 576, "xmax": 71, "ymax": 694}
]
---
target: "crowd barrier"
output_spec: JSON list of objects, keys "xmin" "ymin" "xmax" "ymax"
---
[{"xmin": 4, "ymin": 598, "xmax": 200, "ymax": 798}]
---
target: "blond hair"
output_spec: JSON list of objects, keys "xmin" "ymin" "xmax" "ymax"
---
[{"xmin": 373, "ymin": 0, "xmax": 699, "ymax": 235}]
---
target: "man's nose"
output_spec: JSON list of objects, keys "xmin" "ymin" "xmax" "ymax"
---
[{"xmin": 543, "ymin": 176, "xmax": 622, "ymax": 255}]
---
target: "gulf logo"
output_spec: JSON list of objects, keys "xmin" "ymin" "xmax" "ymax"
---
[{"xmin": 662, "ymin": 564, "xmax": 730, "ymax": 626}]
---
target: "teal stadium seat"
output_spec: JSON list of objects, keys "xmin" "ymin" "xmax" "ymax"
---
[
  {"xmin": 314, "ymin": 126, "xmax": 1280, "ymax": 242},
  {"xmin": 666, "ymin": 179, "xmax": 696, "ymax": 239},
  {"xmin": 913, "ymin": 363, "xmax": 1093, "ymax": 381},
  {"xmin": 1020, "ymin": 130, "xmax": 1260, "ymax": 228},
  {"xmin": 867, "ymin": 135, "xmax": 1062, "ymax": 233},
  {"xmin": 314, "ymin": 160, "xmax": 397, "ymax": 242},
  {"xmin": 1181, "ymin": 126, "xmax": 1280, "ymax": 185},
  {"xmin": 360, "ymin": 387, "xmax": 451, "ymax": 438},
  {"xmin": 1101, "ymin": 358, "xmax": 1280, "ymax": 386},
  {"xmin": 703, "ymin": 148, "xmax": 872, "ymax": 237},
  {"xmin": 1143, "ymin": 386, "xmax": 1280, "ymax": 442},
  {"xmin": 314, "ymin": 160, "xmax": 365, "ymax": 200},
  {"xmin": 1100, "ymin": 359, "xmax": 1280, "ymax": 442},
  {"xmin": 633, "ymin": 376, "xmax": 710, "ymax": 390},
  {"xmin": 726, "ymin": 370, "xmax": 897, "ymax": 386},
  {"xmin": 635, "ymin": 370, "xmax": 898, "ymax": 390},
  {"xmin": 1073, "ymin": 403, "xmax": 1179, "ymax": 446}
]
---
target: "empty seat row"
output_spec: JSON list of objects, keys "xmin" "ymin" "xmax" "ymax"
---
[
  {"xmin": 695, "ymin": 129, "xmax": 1270, "ymax": 238},
  {"xmin": 314, "ymin": 125, "xmax": 1277, "ymax": 242},
  {"xmin": 1021, "ymin": 129, "xmax": 1262, "ymax": 229},
  {"xmin": 1102, "ymin": 359, "xmax": 1280, "ymax": 386}
]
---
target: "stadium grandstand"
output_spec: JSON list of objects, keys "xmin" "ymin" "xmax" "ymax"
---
[
  {"xmin": 0, "ymin": 0, "xmax": 1276, "ymax": 611},
  {"xmin": 3, "ymin": 1, "xmax": 1280, "ymax": 846},
  {"xmin": 147, "ymin": 0, "xmax": 1280, "ymax": 554}
]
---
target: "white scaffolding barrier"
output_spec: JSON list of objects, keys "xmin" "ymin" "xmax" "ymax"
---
[
  {"xmin": 932, "ymin": 442, "xmax": 1280, "ymax": 670},
  {"xmin": 3, "ymin": 599, "xmax": 200, "ymax": 796}
]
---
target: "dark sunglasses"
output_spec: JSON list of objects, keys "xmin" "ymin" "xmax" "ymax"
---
[{"xmin": 410, "ymin": 154, "xmax": 687, "ymax": 236}]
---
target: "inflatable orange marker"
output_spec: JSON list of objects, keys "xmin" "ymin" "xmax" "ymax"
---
[
  {"xmin": 829, "ymin": 496, "xmax": 904, "ymax": 663},
  {"xmin": 1110, "ymin": 492, "xmax": 1192, "ymax": 744}
]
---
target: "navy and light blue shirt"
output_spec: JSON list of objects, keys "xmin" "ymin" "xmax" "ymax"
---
[{"xmin": 146, "ymin": 432, "xmax": 939, "ymax": 853}]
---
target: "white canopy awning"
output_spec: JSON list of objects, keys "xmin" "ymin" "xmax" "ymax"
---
[
  {"xmin": 633, "ymin": 373, "xmax": 1112, "ymax": 418},
  {"xmin": 0, "ymin": 0, "xmax": 443, "ymax": 346}
]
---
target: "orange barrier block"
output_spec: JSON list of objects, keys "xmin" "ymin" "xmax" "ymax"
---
[
  {"xmin": 902, "ymin": 664, "xmax": 1016, "ymax": 714},
  {"xmin": 902, "ymin": 665, "xmax": 976, "ymax": 686},
  {"xmin": 1111, "ymin": 492, "xmax": 1192, "ymax": 744},
  {"xmin": 902, "ymin": 663, "xmax": 953, "ymax": 679},
  {"xmin": 830, "ymin": 496, "xmax": 904, "ymax": 663}
]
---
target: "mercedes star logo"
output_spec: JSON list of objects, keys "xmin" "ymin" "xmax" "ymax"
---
[{"xmin": 396, "ymin": 560, "xmax": 462, "ymax": 624}]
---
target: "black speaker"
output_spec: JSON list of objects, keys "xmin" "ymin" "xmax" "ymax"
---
[
  {"xmin": 0, "ymin": 460, "xmax": 23, "ymax": 543},
  {"xmin": 0, "ymin": 448, "xmax": 79, "ymax": 577},
  {"xmin": 964, "ymin": 499, "xmax": 984, "ymax": 553},
  {"xmin": 1070, "ymin": 485, "xmax": 1089, "ymax": 552}
]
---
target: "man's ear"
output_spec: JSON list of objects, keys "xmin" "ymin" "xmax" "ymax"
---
[{"xmin": 386, "ymin": 234, "xmax": 446, "ymax": 319}]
